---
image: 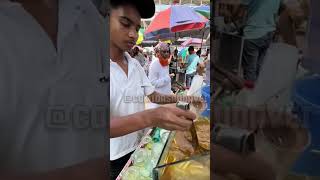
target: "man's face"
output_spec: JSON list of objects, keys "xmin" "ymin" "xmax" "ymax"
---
[
  {"xmin": 156, "ymin": 43, "xmax": 170, "ymax": 59},
  {"xmin": 159, "ymin": 49, "xmax": 170, "ymax": 59},
  {"xmin": 110, "ymin": 4, "xmax": 141, "ymax": 51}
]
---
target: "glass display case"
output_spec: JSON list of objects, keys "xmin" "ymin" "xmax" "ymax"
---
[
  {"xmin": 153, "ymin": 117, "xmax": 210, "ymax": 179},
  {"xmin": 117, "ymin": 116, "xmax": 210, "ymax": 180},
  {"xmin": 153, "ymin": 153, "xmax": 210, "ymax": 180}
]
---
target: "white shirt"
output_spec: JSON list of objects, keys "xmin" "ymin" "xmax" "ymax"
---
[
  {"xmin": 148, "ymin": 58, "xmax": 172, "ymax": 95},
  {"xmin": 110, "ymin": 52, "xmax": 155, "ymax": 160},
  {"xmin": 0, "ymin": 0, "xmax": 107, "ymax": 173}
]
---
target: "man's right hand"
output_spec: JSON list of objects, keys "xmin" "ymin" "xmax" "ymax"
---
[{"xmin": 150, "ymin": 106, "xmax": 196, "ymax": 131}]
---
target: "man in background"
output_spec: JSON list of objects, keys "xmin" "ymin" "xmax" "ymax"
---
[
  {"xmin": 148, "ymin": 42, "xmax": 175, "ymax": 95},
  {"xmin": 132, "ymin": 46, "xmax": 146, "ymax": 67},
  {"xmin": 186, "ymin": 46, "xmax": 200, "ymax": 88},
  {"xmin": 231, "ymin": 0, "xmax": 282, "ymax": 86}
]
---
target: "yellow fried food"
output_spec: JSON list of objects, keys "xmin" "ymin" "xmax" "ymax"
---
[
  {"xmin": 194, "ymin": 120, "xmax": 210, "ymax": 150},
  {"xmin": 174, "ymin": 131, "xmax": 195, "ymax": 156},
  {"xmin": 184, "ymin": 131, "xmax": 193, "ymax": 142},
  {"xmin": 164, "ymin": 117, "xmax": 210, "ymax": 165},
  {"xmin": 160, "ymin": 159, "xmax": 210, "ymax": 180}
]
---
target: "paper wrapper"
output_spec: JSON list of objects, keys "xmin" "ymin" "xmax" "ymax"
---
[{"xmin": 163, "ymin": 117, "xmax": 210, "ymax": 165}]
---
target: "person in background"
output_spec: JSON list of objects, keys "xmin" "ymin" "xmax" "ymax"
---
[
  {"xmin": 197, "ymin": 62, "xmax": 206, "ymax": 77},
  {"xmin": 196, "ymin": 49, "xmax": 202, "ymax": 58},
  {"xmin": 197, "ymin": 49, "xmax": 207, "ymax": 63},
  {"xmin": 186, "ymin": 46, "xmax": 200, "ymax": 88},
  {"xmin": 148, "ymin": 42, "xmax": 175, "ymax": 95},
  {"xmin": 187, "ymin": 62, "xmax": 206, "ymax": 97},
  {"xmin": 229, "ymin": 0, "xmax": 282, "ymax": 87},
  {"xmin": 142, "ymin": 48, "xmax": 151, "ymax": 75},
  {"xmin": 132, "ymin": 46, "xmax": 146, "ymax": 67},
  {"xmin": 169, "ymin": 48, "xmax": 179, "ymax": 78}
]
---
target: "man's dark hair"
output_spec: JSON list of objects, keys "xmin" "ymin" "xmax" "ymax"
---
[
  {"xmin": 110, "ymin": 0, "xmax": 136, "ymax": 9},
  {"xmin": 110, "ymin": 0, "xmax": 155, "ymax": 19},
  {"xmin": 133, "ymin": 46, "xmax": 139, "ymax": 56},
  {"xmin": 188, "ymin": 46, "xmax": 194, "ymax": 52},
  {"xmin": 196, "ymin": 49, "xmax": 201, "ymax": 56}
]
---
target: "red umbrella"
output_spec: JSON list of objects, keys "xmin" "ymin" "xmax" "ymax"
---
[{"xmin": 145, "ymin": 5, "xmax": 208, "ymax": 40}]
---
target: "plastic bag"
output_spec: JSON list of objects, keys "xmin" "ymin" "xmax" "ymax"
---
[{"xmin": 187, "ymin": 75, "xmax": 205, "ymax": 97}]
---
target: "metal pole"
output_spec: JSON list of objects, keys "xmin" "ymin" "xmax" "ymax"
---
[{"xmin": 200, "ymin": 28, "xmax": 205, "ymax": 50}]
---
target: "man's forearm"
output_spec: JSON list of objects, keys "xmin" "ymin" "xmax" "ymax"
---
[
  {"xmin": 151, "ymin": 76, "xmax": 171, "ymax": 89},
  {"xmin": 110, "ymin": 110, "xmax": 152, "ymax": 138}
]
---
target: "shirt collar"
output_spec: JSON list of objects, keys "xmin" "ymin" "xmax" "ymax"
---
[{"xmin": 110, "ymin": 52, "xmax": 132, "ymax": 63}]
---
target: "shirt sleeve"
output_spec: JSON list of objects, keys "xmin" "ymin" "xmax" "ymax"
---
[{"xmin": 148, "ymin": 61, "xmax": 171, "ymax": 89}]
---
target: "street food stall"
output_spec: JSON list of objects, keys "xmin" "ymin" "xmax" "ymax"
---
[{"xmin": 116, "ymin": 115, "xmax": 210, "ymax": 180}]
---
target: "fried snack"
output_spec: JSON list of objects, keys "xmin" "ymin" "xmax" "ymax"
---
[
  {"xmin": 194, "ymin": 120, "xmax": 210, "ymax": 150},
  {"xmin": 158, "ymin": 118, "xmax": 210, "ymax": 179},
  {"xmin": 166, "ymin": 149, "xmax": 187, "ymax": 164},
  {"xmin": 175, "ymin": 131, "xmax": 195, "ymax": 155},
  {"xmin": 164, "ymin": 117, "xmax": 210, "ymax": 165},
  {"xmin": 165, "ymin": 131, "xmax": 194, "ymax": 163},
  {"xmin": 184, "ymin": 131, "xmax": 193, "ymax": 142},
  {"xmin": 160, "ymin": 159, "xmax": 210, "ymax": 180}
]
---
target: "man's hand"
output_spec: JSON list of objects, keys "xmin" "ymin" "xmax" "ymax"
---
[
  {"xmin": 177, "ymin": 96, "xmax": 206, "ymax": 110},
  {"xmin": 150, "ymin": 106, "xmax": 196, "ymax": 131},
  {"xmin": 170, "ymin": 73, "xmax": 175, "ymax": 77},
  {"xmin": 148, "ymin": 92, "xmax": 205, "ymax": 107}
]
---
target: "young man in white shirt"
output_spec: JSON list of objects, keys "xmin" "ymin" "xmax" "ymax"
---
[
  {"xmin": 0, "ymin": 0, "xmax": 106, "ymax": 179},
  {"xmin": 109, "ymin": 0, "xmax": 202, "ymax": 178},
  {"xmin": 148, "ymin": 42, "xmax": 175, "ymax": 95}
]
